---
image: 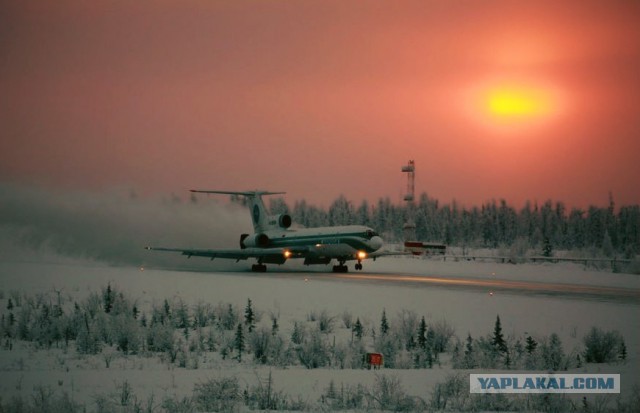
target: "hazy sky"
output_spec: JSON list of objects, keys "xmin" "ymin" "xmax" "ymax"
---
[{"xmin": 1, "ymin": 0, "xmax": 638, "ymax": 208}]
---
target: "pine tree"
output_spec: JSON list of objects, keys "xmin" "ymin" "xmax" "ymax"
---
[
  {"xmin": 417, "ymin": 316, "xmax": 427, "ymax": 349},
  {"xmin": 525, "ymin": 335, "xmax": 537, "ymax": 354},
  {"xmin": 244, "ymin": 298, "xmax": 255, "ymax": 332},
  {"xmin": 353, "ymin": 318, "xmax": 363, "ymax": 340},
  {"xmin": 225, "ymin": 304, "xmax": 235, "ymax": 330},
  {"xmin": 6, "ymin": 298, "xmax": 13, "ymax": 310},
  {"xmin": 104, "ymin": 284, "xmax": 113, "ymax": 314},
  {"xmin": 163, "ymin": 299, "xmax": 171, "ymax": 323},
  {"xmin": 271, "ymin": 317, "xmax": 279, "ymax": 336},
  {"xmin": 492, "ymin": 315, "xmax": 507, "ymax": 354},
  {"xmin": 542, "ymin": 237, "xmax": 553, "ymax": 257},
  {"xmin": 464, "ymin": 333, "xmax": 475, "ymax": 368},
  {"xmin": 451, "ymin": 342, "xmax": 461, "ymax": 367},
  {"xmin": 234, "ymin": 323, "xmax": 245, "ymax": 362},
  {"xmin": 546, "ymin": 333, "xmax": 564, "ymax": 371},
  {"xmin": 175, "ymin": 300, "xmax": 190, "ymax": 329},
  {"xmin": 619, "ymin": 338, "xmax": 627, "ymax": 361},
  {"xmin": 380, "ymin": 309, "xmax": 389, "ymax": 336}
]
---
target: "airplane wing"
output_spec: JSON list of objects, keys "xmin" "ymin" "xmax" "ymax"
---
[
  {"xmin": 145, "ymin": 246, "xmax": 308, "ymax": 263},
  {"xmin": 366, "ymin": 249, "xmax": 412, "ymax": 259}
]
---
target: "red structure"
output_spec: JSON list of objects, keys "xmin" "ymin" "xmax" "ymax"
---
[
  {"xmin": 365, "ymin": 352, "xmax": 384, "ymax": 369},
  {"xmin": 404, "ymin": 241, "xmax": 447, "ymax": 256}
]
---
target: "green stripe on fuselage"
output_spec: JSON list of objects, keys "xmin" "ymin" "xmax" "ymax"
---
[{"xmin": 268, "ymin": 231, "xmax": 375, "ymax": 252}]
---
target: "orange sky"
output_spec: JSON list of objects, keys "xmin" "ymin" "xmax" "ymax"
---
[{"xmin": 1, "ymin": 0, "xmax": 639, "ymax": 208}]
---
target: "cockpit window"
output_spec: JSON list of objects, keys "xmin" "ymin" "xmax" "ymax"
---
[{"xmin": 365, "ymin": 230, "xmax": 378, "ymax": 239}]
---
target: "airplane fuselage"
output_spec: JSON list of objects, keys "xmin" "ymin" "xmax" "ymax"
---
[{"xmin": 243, "ymin": 225, "xmax": 384, "ymax": 261}]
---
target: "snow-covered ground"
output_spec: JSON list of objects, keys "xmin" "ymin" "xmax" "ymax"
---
[{"xmin": 0, "ymin": 255, "xmax": 638, "ymax": 408}]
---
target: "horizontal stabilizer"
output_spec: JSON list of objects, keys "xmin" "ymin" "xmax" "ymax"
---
[{"xmin": 189, "ymin": 190, "xmax": 286, "ymax": 197}]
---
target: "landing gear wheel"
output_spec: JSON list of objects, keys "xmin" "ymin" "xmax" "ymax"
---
[
  {"xmin": 355, "ymin": 263, "xmax": 363, "ymax": 271},
  {"xmin": 332, "ymin": 264, "xmax": 348, "ymax": 273},
  {"xmin": 251, "ymin": 264, "xmax": 267, "ymax": 272}
]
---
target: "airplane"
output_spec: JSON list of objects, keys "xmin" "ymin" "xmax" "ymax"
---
[{"xmin": 146, "ymin": 190, "xmax": 396, "ymax": 273}]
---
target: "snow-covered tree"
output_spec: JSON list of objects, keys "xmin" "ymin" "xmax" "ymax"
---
[
  {"xmin": 244, "ymin": 298, "xmax": 255, "ymax": 333},
  {"xmin": 352, "ymin": 318, "xmax": 363, "ymax": 341},
  {"xmin": 234, "ymin": 323, "xmax": 245, "ymax": 362},
  {"xmin": 417, "ymin": 317, "xmax": 427, "ymax": 350},
  {"xmin": 380, "ymin": 309, "xmax": 389, "ymax": 337},
  {"xmin": 491, "ymin": 315, "xmax": 507, "ymax": 354}
]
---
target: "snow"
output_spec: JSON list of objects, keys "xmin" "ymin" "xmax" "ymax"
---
[{"xmin": 0, "ymin": 255, "xmax": 638, "ymax": 407}]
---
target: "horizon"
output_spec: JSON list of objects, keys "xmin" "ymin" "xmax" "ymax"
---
[{"xmin": 2, "ymin": 181, "xmax": 634, "ymax": 214}]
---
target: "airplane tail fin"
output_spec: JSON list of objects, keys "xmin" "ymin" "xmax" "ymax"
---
[{"xmin": 190, "ymin": 190, "xmax": 286, "ymax": 233}]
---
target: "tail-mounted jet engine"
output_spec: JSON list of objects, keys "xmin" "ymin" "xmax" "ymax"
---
[
  {"xmin": 239, "ymin": 234, "xmax": 249, "ymax": 249},
  {"xmin": 274, "ymin": 214, "xmax": 292, "ymax": 229},
  {"xmin": 240, "ymin": 233, "xmax": 270, "ymax": 248}
]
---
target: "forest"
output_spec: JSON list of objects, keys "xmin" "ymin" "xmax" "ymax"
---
[{"xmin": 263, "ymin": 193, "xmax": 639, "ymax": 258}]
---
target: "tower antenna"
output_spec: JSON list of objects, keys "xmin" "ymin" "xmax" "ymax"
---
[{"xmin": 401, "ymin": 160, "xmax": 416, "ymax": 242}]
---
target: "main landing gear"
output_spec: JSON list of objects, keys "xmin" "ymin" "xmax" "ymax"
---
[
  {"xmin": 332, "ymin": 260, "xmax": 364, "ymax": 273},
  {"xmin": 251, "ymin": 263, "xmax": 267, "ymax": 272},
  {"xmin": 332, "ymin": 263, "xmax": 348, "ymax": 273}
]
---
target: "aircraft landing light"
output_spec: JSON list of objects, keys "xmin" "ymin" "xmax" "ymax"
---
[{"xmin": 357, "ymin": 251, "xmax": 367, "ymax": 260}]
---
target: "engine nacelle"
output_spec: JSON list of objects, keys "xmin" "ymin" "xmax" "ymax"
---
[
  {"xmin": 239, "ymin": 234, "xmax": 249, "ymax": 249},
  {"xmin": 241, "ymin": 233, "xmax": 271, "ymax": 248},
  {"xmin": 276, "ymin": 214, "xmax": 292, "ymax": 229}
]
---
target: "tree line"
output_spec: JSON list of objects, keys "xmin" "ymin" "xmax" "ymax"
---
[{"xmin": 267, "ymin": 193, "xmax": 639, "ymax": 256}]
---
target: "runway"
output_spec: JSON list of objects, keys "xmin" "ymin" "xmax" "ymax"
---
[
  {"xmin": 143, "ymin": 260, "xmax": 640, "ymax": 304},
  {"xmin": 289, "ymin": 271, "xmax": 640, "ymax": 303}
]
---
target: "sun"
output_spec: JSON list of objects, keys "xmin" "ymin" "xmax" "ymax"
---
[
  {"xmin": 487, "ymin": 89, "xmax": 549, "ymax": 117},
  {"xmin": 486, "ymin": 88, "xmax": 553, "ymax": 119},
  {"xmin": 463, "ymin": 80, "xmax": 564, "ymax": 131}
]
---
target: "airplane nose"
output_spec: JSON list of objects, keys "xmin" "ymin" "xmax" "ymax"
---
[{"xmin": 371, "ymin": 236, "xmax": 384, "ymax": 250}]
